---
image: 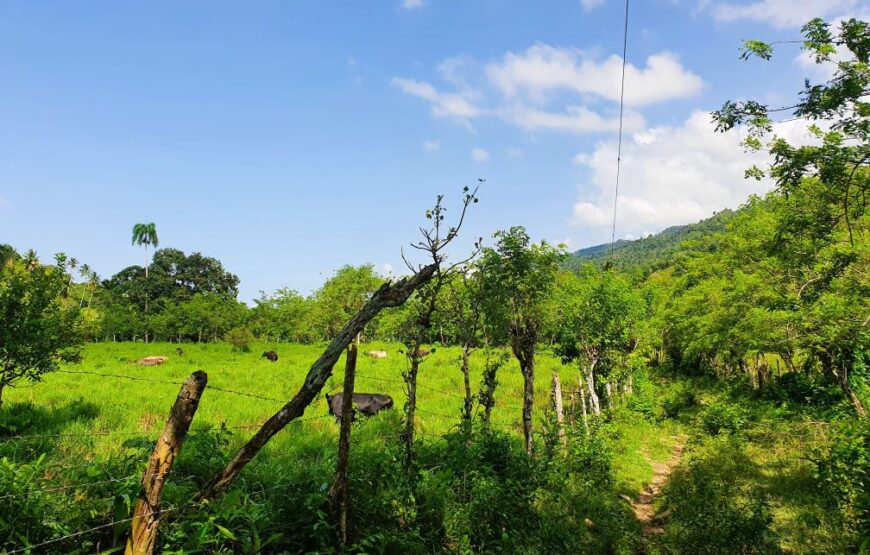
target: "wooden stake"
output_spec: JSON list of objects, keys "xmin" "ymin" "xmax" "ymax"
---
[
  {"xmin": 125, "ymin": 370, "xmax": 207, "ymax": 555},
  {"xmin": 329, "ymin": 344, "xmax": 357, "ymax": 544},
  {"xmin": 552, "ymin": 373, "xmax": 567, "ymax": 449}
]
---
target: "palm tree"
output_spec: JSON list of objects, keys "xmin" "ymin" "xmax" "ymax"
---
[
  {"xmin": 67, "ymin": 257, "xmax": 78, "ymax": 289},
  {"xmin": 87, "ymin": 270, "xmax": 99, "ymax": 308},
  {"xmin": 78, "ymin": 263, "xmax": 91, "ymax": 307},
  {"xmin": 24, "ymin": 250, "xmax": 39, "ymax": 272},
  {"xmin": 132, "ymin": 222, "xmax": 159, "ymax": 343},
  {"xmin": 131, "ymin": 223, "xmax": 159, "ymax": 277}
]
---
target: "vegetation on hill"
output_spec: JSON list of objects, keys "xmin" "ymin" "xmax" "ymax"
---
[{"xmin": 0, "ymin": 15, "xmax": 868, "ymax": 555}]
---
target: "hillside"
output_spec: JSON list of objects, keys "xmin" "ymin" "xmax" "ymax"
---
[{"xmin": 567, "ymin": 209, "xmax": 735, "ymax": 273}]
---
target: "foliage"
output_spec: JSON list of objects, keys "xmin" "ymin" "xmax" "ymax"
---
[
  {"xmin": 661, "ymin": 438, "xmax": 775, "ymax": 554},
  {"xmin": 225, "ymin": 327, "xmax": 255, "ymax": 352},
  {"xmin": 811, "ymin": 418, "xmax": 870, "ymax": 549},
  {"xmin": 0, "ymin": 250, "xmax": 84, "ymax": 405},
  {"xmin": 700, "ymin": 402, "xmax": 748, "ymax": 436}
]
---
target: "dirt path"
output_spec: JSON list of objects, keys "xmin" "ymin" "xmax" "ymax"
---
[{"xmin": 632, "ymin": 440, "xmax": 684, "ymax": 537}]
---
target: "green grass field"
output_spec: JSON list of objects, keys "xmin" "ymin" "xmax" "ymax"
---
[{"xmin": 0, "ymin": 342, "xmax": 688, "ymax": 553}]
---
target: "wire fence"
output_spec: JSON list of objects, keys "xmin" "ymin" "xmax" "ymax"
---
[{"xmin": 0, "ymin": 363, "xmax": 542, "ymax": 553}]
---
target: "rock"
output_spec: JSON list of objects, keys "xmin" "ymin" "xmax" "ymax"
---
[
  {"xmin": 584, "ymin": 518, "xmax": 595, "ymax": 529},
  {"xmin": 619, "ymin": 493, "xmax": 633, "ymax": 503}
]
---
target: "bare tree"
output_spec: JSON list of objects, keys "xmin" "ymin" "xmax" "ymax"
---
[{"xmin": 196, "ymin": 187, "xmax": 479, "ymax": 501}]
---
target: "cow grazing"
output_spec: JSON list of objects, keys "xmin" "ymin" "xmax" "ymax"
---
[
  {"xmin": 367, "ymin": 350, "xmax": 388, "ymax": 359},
  {"xmin": 326, "ymin": 392, "xmax": 394, "ymax": 422},
  {"xmin": 262, "ymin": 351, "xmax": 278, "ymax": 362}
]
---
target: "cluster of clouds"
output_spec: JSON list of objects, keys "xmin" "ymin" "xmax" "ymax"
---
[
  {"xmin": 392, "ymin": 0, "xmax": 859, "ymax": 241},
  {"xmin": 393, "ymin": 45, "xmax": 702, "ymax": 135}
]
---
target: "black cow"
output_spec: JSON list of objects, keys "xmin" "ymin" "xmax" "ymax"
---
[
  {"xmin": 262, "ymin": 351, "xmax": 278, "ymax": 362},
  {"xmin": 325, "ymin": 392, "xmax": 394, "ymax": 422}
]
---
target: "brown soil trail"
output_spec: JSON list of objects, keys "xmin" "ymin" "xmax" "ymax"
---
[{"xmin": 632, "ymin": 440, "xmax": 685, "ymax": 537}]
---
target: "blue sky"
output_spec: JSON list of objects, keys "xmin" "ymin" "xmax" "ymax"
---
[{"xmin": 1, "ymin": 0, "xmax": 863, "ymax": 301}]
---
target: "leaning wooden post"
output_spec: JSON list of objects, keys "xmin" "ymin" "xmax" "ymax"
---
[
  {"xmin": 551, "ymin": 373, "xmax": 567, "ymax": 449},
  {"xmin": 329, "ymin": 344, "xmax": 357, "ymax": 544},
  {"xmin": 125, "ymin": 370, "xmax": 208, "ymax": 555}
]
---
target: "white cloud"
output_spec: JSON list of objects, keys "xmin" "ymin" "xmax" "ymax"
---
[
  {"xmin": 710, "ymin": 0, "xmax": 857, "ymax": 28},
  {"xmin": 501, "ymin": 103, "xmax": 645, "ymax": 134},
  {"xmin": 381, "ymin": 263, "xmax": 395, "ymax": 276},
  {"xmin": 580, "ymin": 0, "xmax": 606, "ymax": 12},
  {"xmin": 393, "ymin": 43, "xmax": 703, "ymax": 136},
  {"xmin": 391, "ymin": 77, "xmax": 482, "ymax": 128},
  {"xmin": 570, "ymin": 110, "xmax": 818, "ymax": 239},
  {"xmin": 401, "ymin": 0, "xmax": 425, "ymax": 9},
  {"xmin": 471, "ymin": 148, "xmax": 489, "ymax": 162},
  {"xmin": 486, "ymin": 45, "xmax": 703, "ymax": 106},
  {"xmin": 423, "ymin": 139, "xmax": 440, "ymax": 152}
]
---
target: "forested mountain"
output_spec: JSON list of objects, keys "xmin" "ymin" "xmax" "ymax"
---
[{"xmin": 568, "ymin": 209, "xmax": 734, "ymax": 273}]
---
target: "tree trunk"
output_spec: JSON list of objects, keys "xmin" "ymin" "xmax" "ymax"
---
[
  {"xmin": 578, "ymin": 375, "xmax": 589, "ymax": 433},
  {"xmin": 605, "ymin": 382, "xmax": 613, "ymax": 410},
  {"xmin": 585, "ymin": 363, "xmax": 601, "ymax": 416},
  {"xmin": 196, "ymin": 263, "xmax": 438, "ymax": 501},
  {"xmin": 551, "ymin": 373, "xmax": 566, "ymax": 449},
  {"xmin": 0, "ymin": 378, "xmax": 5, "ymax": 409},
  {"xmin": 521, "ymin": 359, "xmax": 535, "ymax": 455},
  {"xmin": 461, "ymin": 344, "xmax": 473, "ymax": 421},
  {"xmin": 126, "ymin": 371, "xmax": 207, "ymax": 555},
  {"xmin": 402, "ymin": 346, "xmax": 421, "ymax": 473},
  {"xmin": 329, "ymin": 344, "xmax": 357, "ymax": 544},
  {"xmin": 480, "ymin": 352, "xmax": 499, "ymax": 428}
]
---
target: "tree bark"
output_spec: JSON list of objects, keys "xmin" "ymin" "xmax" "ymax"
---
[
  {"xmin": 578, "ymin": 375, "xmax": 589, "ymax": 433},
  {"xmin": 521, "ymin": 359, "xmax": 535, "ymax": 455},
  {"xmin": 461, "ymin": 343, "xmax": 473, "ymax": 421},
  {"xmin": 585, "ymin": 362, "xmax": 601, "ymax": 416},
  {"xmin": 551, "ymin": 373, "xmax": 566, "ymax": 449},
  {"xmin": 196, "ymin": 264, "xmax": 438, "ymax": 501},
  {"xmin": 126, "ymin": 371, "xmax": 207, "ymax": 555},
  {"xmin": 402, "ymin": 345, "xmax": 421, "ymax": 473},
  {"xmin": 329, "ymin": 344, "xmax": 357, "ymax": 544},
  {"xmin": 480, "ymin": 352, "xmax": 499, "ymax": 429}
]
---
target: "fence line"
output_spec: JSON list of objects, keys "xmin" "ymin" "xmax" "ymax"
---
[
  {"xmin": 55, "ymin": 370, "xmax": 288, "ymax": 404},
  {"xmin": 3, "ymin": 506, "xmax": 178, "ymax": 554}
]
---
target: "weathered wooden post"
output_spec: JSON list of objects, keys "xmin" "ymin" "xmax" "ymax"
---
[
  {"xmin": 125, "ymin": 370, "xmax": 208, "ymax": 555},
  {"xmin": 329, "ymin": 344, "xmax": 357, "ymax": 544},
  {"xmin": 552, "ymin": 373, "xmax": 567, "ymax": 449},
  {"xmin": 578, "ymin": 375, "xmax": 589, "ymax": 434}
]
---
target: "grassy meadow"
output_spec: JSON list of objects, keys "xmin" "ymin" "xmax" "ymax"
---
[{"xmin": 0, "ymin": 341, "xmax": 685, "ymax": 553}]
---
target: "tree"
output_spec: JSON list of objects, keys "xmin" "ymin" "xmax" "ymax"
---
[
  {"xmin": 0, "ymin": 250, "xmax": 84, "ymax": 407},
  {"xmin": 439, "ymin": 271, "xmax": 485, "ymax": 421},
  {"xmin": 196, "ymin": 186, "xmax": 479, "ymax": 501},
  {"xmin": 552, "ymin": 266, "xmax": 644, "ymax": 415},
  {"xmin": 713, "ymin": 17, "xmax": 870, "ymax": 416},
  {"xmin": 478, "ymin": 227, "xmax": 563, "ymax": 454},
  {"xmin": 131, "ymin": 223, "xmax": 159, "ymax": 279},
  {"xmin": 309, "ymin": 265, "xmax": 384, "ymax": 341}
]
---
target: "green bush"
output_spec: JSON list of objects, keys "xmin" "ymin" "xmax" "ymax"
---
[
  {"xmin": 662, "ymin": 386, "xmax": 698, "ymax": 418},
  {"xmin": 224, "ymin": 327, "xmax": 255, "ymax": 352},
  {"xmin": 661, "ymin": 439, "xmax": 775, "ymax": 554},
  {"xmin": 700, "ymin": 402, "xmax": 747, "ymax": 435},
  {"xmin": 812, "ymin": 418, "xmax": 870, "ymax": 551}
]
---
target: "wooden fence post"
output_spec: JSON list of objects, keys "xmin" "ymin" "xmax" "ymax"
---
[
  {"xmin": 329, "ymin": 344, "xmax": 357, "ymax": 544},
  {"xmin": 125, "ymin": 370, "xmax": 208, "ymax": 555},
  {"xmin": 552, "ymin": 373, "xmax": 567, "ymax": 449}
]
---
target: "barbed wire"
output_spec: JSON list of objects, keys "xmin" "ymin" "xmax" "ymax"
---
[
  {"xmin": 3, "ymin": 506, "xmax": 178, "ymax": 554},
  {"xmin": 55, "ymin": 370, "xmax": 288, "ymax": 404}
]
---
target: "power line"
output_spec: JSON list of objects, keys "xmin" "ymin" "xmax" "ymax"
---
[{"xmin": 610, "ymin": 0, "xmax": 631, "ymax": 257}]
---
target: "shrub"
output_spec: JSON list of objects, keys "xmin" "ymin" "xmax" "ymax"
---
[
  {"xmin": 661, "ymin": 438, "xmax": 775, "ymax": 554},
  {"xmin": 225, "ymin": 327, "xmax": 254, "ymax": 352},
  {"xmin": 763, "ymin": 371, "xmax": 841, "ymax": 408},
  {"xmin": 811, "ymin": 418, "xmax": 870, "ymax": 551},
  {"xmin": 700, "ymin": 402, "xmax": 747, "ymax": 435},
  {"xmin": 662, "ymin": 386, "xmax": 698, "ymax": 418}
]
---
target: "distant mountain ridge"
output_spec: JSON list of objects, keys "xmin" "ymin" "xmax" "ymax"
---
[{"xmin": 568, "ymin": 209, "xmax": 735, "ymax": 273}]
